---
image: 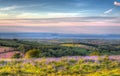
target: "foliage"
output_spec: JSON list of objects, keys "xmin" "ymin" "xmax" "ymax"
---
[
  {"xmin": 25, "ymin": 49, "xmax": 41, "ymax": 58},
  {"xmin": 0, "ymin": 39, "xmax": 120, "ymax": 58},
  {"xmin": 89, "ymin": 51, "xmax": 100, "ymax": 56},
  {"xmin": 12, "ymin": 53, "xmax": 22, "ymax": 58}
]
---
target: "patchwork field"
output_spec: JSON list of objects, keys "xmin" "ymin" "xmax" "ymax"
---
[{"xmin": 0, "ymin": 47, "xmax": 21, "ymax": 58}]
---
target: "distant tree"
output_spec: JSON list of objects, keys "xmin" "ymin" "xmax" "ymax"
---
[
  {"xmin": 17, "ymin": 45, "xmax": 26, "ymax": 54},
  {"xmin": 12, "ymin": 53, "xmax": 22, "ymax": 58},
  {"xmin": 13, "ymin": 39, "xmax": 18, "ymax": 41},
  {"xmin": 25, "ymin": 49, "xmax": 41, "ymax": 58},
  {"xmin": 89, "ymin": 51, "xmax": 100, "ymax": 56}
]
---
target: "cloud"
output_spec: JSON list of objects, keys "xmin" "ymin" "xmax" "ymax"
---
[
  {"xmin": 0, "ymin": 13, "xmax": 13, "ymax": 19},
  {"xmin": 15, "ymin": 12, "xmax": 80, "ymax": 19},
  {"xmin": 104, "ymin": 9, "xmax": 113, "ymax": 14},
  {"xmin": 47, "ymin": 13, "xmax": 79, "ymax": 17},
  {"xmin": 0, "ymin": 5, "xmax": 19, "ymax": 11},
  {"xmin": 0, "ymin": 26, "xmax": 120, "ymax": 34},
  {"xmin": 103, "ymin": 1, "xmax": 120, "ymax": 15},
  {"xmin": 16, "ymin": 13, "xmax": 42, "ymax": 18},
  {"xmin": 0, "ymin": 4, "xmax": 41, "ymax": 11},
  {"xmin": 0, "ymin": 17, "xmax": 119, "ymax": 27},
  {"xmin": 0, "ymin": 13, "xmax": 9, "ymax": 17},
  {"xmin": 114, "ymin": 1, "xmax": 120, "ymax": 6}
]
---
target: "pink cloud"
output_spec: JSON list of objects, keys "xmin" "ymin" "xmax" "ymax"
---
[
  {"xmin": 114, "ymin": 1, "xmax": 120, "ymax": 6},
  {"xmin": 0, "ymin": 17, "xmax": 119, "ymax": 27}
]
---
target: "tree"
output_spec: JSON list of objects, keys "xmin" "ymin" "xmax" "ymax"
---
[
  {"xmin": 25, "ymin": 49, "xmax": 41, "ymax": 58},
  {"xmin": 17, "ymin": 44, "xmax": 26, "ymax": 54},
  {"xmin": 12, "ymin": 53, "xmax": 22, "ymax": 58},
  {"xmin": 89, "ymin": 51, "xmax": 100, "ymax": 56}
]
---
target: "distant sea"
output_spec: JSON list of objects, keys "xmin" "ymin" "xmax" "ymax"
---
[{"xmin": 0, "ymin": 32, "xmax": 120, "ymax": 39}]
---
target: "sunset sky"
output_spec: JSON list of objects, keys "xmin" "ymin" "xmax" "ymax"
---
[{"xmin": 0, "ymin": 0, "xmax": 120, "ymax": 34}]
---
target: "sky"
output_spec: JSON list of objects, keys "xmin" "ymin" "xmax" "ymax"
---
[{"xmin": 0, "ymin": 0, "xmax": 120, "ymax": 34}]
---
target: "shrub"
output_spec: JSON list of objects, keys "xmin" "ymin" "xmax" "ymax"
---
[
  {"xmin": 89, "ymin": 51, "xmax": 100, "ymax": 56},
  {"xmin": 25, "ymin": 49, "xmax": 41, "ymax": 58},
  {"xmin": 12, "ymin": 53, "xmax": 22, "ymax": 58}
]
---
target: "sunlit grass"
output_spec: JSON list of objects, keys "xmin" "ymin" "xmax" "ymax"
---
[{"xmin": 0, "ymin": 56, "xmax": 119, "ymax": 76}]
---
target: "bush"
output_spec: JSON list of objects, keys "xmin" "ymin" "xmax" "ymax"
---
[
  {"xmin": 89, "ymin": 51, "xmax": 100, "ymax": 56},
  {"xmin": 25, "ymin": 49, "xmax": 41, "ymax": 58},
  {"xmin": 12, "ymin": 53, "xmax": 22, "ymax": 58}
]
